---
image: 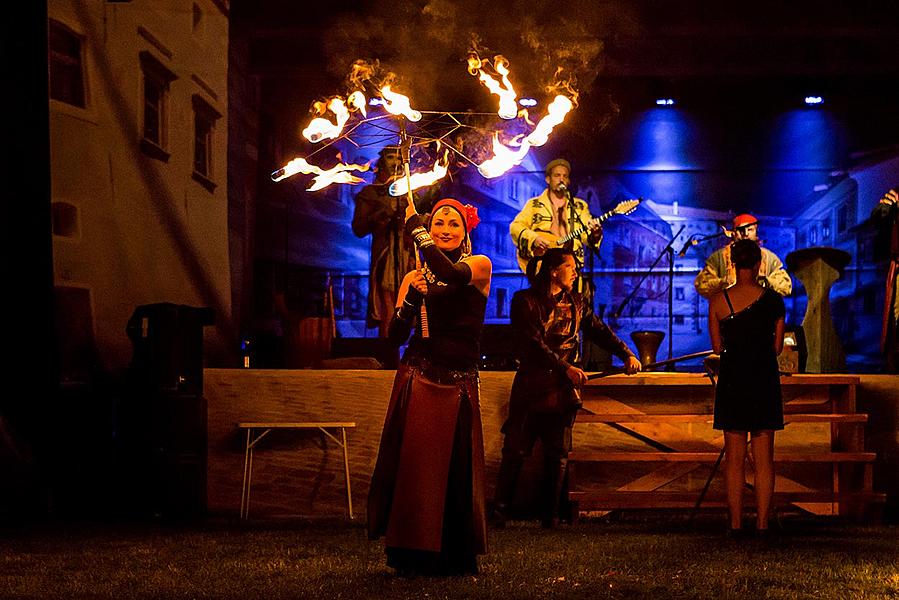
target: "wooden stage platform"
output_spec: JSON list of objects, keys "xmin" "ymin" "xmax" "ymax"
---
[{"xmin": 205, "ymin": 370, "xmax": 898, "ymax": 522}]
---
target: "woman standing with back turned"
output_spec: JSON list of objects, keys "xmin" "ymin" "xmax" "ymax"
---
[{"xmin": 708, "ymin": 238, "xmax": 786, "ymax": 537}]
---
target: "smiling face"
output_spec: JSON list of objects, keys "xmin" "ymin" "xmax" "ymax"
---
[{"xmin": 429, "ymin": 206, "xmax": 466, "ymax": 252}]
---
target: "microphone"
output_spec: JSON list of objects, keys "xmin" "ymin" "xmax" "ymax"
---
[
  {"xmin": 677, "ymin": 236, "xmax": 698, "ymax": 258},
  {"xmin": 557, "ymin": 183, "xmax": 570, "ymax": 195}
]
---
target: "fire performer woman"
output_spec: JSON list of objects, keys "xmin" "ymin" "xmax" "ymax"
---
[
  {"xmin": 707, "ymin": 239, "xmax": 785, "ymax": 538},
  {"xmin": 367, "ymin": 197, "xmax": 492, "ymax": 576}
]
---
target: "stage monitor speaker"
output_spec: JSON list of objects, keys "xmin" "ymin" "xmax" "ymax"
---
[{"xmin": 126, "ymin": 303, "xmax": 214, "ymax": 395}]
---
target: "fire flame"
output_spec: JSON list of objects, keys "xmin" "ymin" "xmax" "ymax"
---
[
  {"xmin": 270, "ymin": 157, "xmax": 370, "ymax": 191},
  {"xmin": 468, "ymin": 54, "xmax": 518, "ymax": 120},
  {"xmin": 524, "ymin": 95, "xmax": 573, "ymax": 146},
  {"xmin": 477, "ymin": 134, "xmax": 532, "ymax": 179},
  {"xmin": 389, "ymin": 156, "xmax": 449, "ymax": 197},
  {"xmin": 276, "ymin": 54, "xmax": 577, "ymax": 191},
  {"xmin": 380, "ymin": 85, "xmax": 422, "ymax": 122},
  {"xmin": 477, "ymin": 94, "xmax": 574, "ymax": 178},
  {"xmin": 302, "ymin": 97, "xmax": 351, "ymax": 143},
  {"xmin": 347, "ymin": 90, "xmax": 367, "ymax": 117}
]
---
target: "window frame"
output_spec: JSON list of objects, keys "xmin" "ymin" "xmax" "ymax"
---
[
  {"xmin": 191, "ymin": 94, "xmax": 221, "ymax": 191},
  {"xmin": 48, "ymin": 19, "xmax": 87, "ymax": 109},
  {"xmin": 139, "ymin": 50, "xmax": 177, "ymax": 161}
]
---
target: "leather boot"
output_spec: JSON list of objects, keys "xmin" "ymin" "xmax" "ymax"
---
[
  {"xmin": 541, "ymin": 458, "xmax": 567, "ymax": 529},
  {"xmin": 491, "ymin": 454, "xmax": 523, "ymax": 529}
]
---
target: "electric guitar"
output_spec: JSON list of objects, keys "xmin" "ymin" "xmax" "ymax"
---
[{"xmin": 516, "ymin": 199, "xmax": 641, "ymax": 272}]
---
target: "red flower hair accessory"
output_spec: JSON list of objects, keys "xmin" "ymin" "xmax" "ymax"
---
[{"xmin": 429, "ymin": 198, "xmax": 480, "ymax": 232}]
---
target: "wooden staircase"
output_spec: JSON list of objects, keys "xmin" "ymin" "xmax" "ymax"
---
[{"xmin": 567, "ymin": 374, "xmax": 885, "ymax": 521}]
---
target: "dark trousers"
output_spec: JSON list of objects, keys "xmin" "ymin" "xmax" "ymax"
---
[{"xmin": 493, "ymin": 410, "xmax": 575, "ymax": 524}]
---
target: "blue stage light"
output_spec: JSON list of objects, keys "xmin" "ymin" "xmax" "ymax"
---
[
  {"xmin": 804, "ymin": 96, "xmax": 824, "ymax": 105},
  {"xmin": 655, "ymin": 98, "xmax": 675, "ymax": 106},
  {"xmin": 519, "ymin": 98, "xmax": 537, "ymax": 107}
]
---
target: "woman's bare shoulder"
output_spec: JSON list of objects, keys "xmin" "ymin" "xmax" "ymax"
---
[
  {"xmin": 707, "ymin": 291, "xmax": 726, "ymax": 316},
  {"xmin": 462, "ymin": 254, "xmax": 492, "ymax": 269}
]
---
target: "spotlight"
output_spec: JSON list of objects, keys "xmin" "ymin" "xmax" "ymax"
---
[
  {"xmin": 655, "ymin": 98, "xmax": 675, "ymax": 106},
  {"xmin": 804, "ymin": 96, "xmax": 824, "ymax": 105},
  {"xmin": 519, "ymin": 98, "xmax": 537, "ymax": 107}
]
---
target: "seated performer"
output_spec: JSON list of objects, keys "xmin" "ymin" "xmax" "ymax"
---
[
  {"xmin": 367, "ymin": 198, "xmax": 491, "ymax": 576},
  {"xmin": 694, "ymin": 213, "xmax": 792, "ymax": 299},
  {"xmin": 708, "ymin": 239, "xmax": 786, "ymax": 538},
  {"xmin": 491, "ymin": 248, "xmax": 641, "ymax": 529}
]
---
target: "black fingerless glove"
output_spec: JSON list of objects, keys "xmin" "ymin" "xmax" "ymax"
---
[{"xmin": 397, "ymin": 284, "xmax": 423, "ymax": 321}]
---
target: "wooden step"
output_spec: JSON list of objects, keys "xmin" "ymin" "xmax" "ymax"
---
[
  {"xmin": 575, "ymin": 413, "xmax": 867, "ymax": 424},
  {"xmin": 568, "ymin": 451, "xmax": 877, "ymax": 463},
  {"xmin": 567, "ymin": 490, "xmax": 887, "ymax": 509}
]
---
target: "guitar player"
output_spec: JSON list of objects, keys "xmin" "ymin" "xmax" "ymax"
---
[{"xmin": 509, "ymin": 158, "xmax": 600, "ymax": 288}]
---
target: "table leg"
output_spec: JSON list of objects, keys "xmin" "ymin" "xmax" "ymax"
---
[
  {"xmin": 240, "ymin": 428, "xmax": 255, "ymax": 519},
  {"xmin": 341, "ymin": 427, "xmax": 354, "ymax": 519}
]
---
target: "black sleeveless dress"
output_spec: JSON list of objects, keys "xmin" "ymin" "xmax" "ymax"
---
[{"xmin": 713, "ymin": 288, "xmax": 786, "ymax": 432}]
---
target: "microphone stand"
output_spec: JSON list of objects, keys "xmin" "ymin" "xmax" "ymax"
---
[
  {"xmin": 612, "ymin": 224, "xmax": 686, "ymax": 367},
  {"xmin": 565, "ymin": 187, "xmax": 603, "ymax": 369},
  {"xmin": 563, "ymin": 187, "xmax": 603, "ymax": 292},
  {"xmin": 565, "ymin": 188, "xmax": 599, "ymax": 365}
]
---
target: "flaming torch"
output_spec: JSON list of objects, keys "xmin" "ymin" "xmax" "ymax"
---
[
  {"xmin": 468, "ymin": 54, "xmax": 518, "ymax": 120},
  {"xmin": 301, "ymin": 97, "xmax": 352, "ymax": 143},
  {"xmin": 389, "ymin": 154, "xmax": 449, "ymax": 197},
  {"xmin": 525, "ymin": 95, "xmax": 573, "ymax": 146},
  {"xmin": 476, "ymin": 94, "xmax": 574, "ymax": 178},
  {"xmin": 477, "ymin": 135, "xmax": 531, "ymax": 179},
  {"xmin": 380, "ymin": 85, "xmax": 422, "ymax": 122},
  {"xmin": 270, "ymin": 156, "xmax": 369, "ymax": 189}
]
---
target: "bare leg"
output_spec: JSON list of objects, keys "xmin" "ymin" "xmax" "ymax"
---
[
  {"xmin": 724, "ymin": 431, "xmax": 748, "ymax": 530},
  {"xmin": 750, "ymin": 430, "xmax": 775, "ymax": 530}
]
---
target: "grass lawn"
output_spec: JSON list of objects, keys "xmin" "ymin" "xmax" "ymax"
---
[{"xmin": 2, "ymin": 516, "xmax": 898, "ymax": 599}]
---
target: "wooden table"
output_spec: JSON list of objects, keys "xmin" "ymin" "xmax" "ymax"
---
[{"xmin": 237, "ymin": 422, "xmax": 356, "ymax": 519}]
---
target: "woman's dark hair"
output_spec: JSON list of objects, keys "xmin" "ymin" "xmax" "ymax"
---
[
  {"xmin": 526, "ymin": 248, "xmax": 575, "ymax": 292},
  {"xmin": 731, "ymin": 238, "xmax": 762, "ymax": 269}
]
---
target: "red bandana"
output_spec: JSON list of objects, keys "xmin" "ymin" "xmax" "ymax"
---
[{"xmin": 429, "ymin": 198, "xmax": 480, "ymax": 232}]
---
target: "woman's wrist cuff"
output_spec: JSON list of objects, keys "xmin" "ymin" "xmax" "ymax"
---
[{"xmin": 411, "ymin": 228, "xmax": 435, "ymax": 248}]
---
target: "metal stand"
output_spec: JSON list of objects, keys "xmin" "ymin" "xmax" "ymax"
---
[{"xmin": 612, "ymin": 225, "xmax": 686, "ymax": 364}]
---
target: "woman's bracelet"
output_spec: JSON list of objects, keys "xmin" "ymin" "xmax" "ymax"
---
[{"xmin": 410, "ymin": 226, "xmax": 435, "ymax": 248}]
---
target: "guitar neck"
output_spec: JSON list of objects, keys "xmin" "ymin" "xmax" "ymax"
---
[{"xmin": 557, "ymin": 209, "xmax": 617, "ymax": 244}]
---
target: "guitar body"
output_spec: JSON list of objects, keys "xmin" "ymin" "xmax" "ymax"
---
[
  {"xmin": 516, "ymin": 232, "xmax": 580, "ymax": 272},
  {"xmin": 516, "ymin": 198, "xmax": 641, "ymax": 273}
]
